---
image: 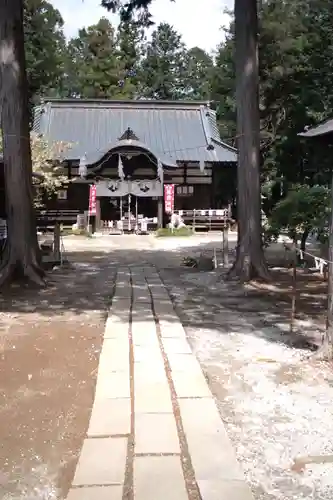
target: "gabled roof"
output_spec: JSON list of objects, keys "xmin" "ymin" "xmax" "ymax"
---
[
  {"xmin": 33, "ymin": 99, "xmax": 237, "ymax": 164},
  {"xmin": 299, "ymin": 118, "xmax": 333, "ymax": 138}
]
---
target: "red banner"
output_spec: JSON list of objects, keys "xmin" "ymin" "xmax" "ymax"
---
[
  {"xmin": 164, "ymin": 184, "xmax": 175, "ymax": 214},
  {"xmin": 88, "ymin": 185, "xmax": 97, "ymax": 215}
]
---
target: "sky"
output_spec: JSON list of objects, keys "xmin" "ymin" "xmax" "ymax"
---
[{"xmin": 50, "ymin": 0, "xmax": 234, "ymax": 54}]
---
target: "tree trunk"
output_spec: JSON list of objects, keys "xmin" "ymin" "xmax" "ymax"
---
[
  {"xmin": 322, "ymin": 172, "xmax": 333, "ymax": 358},
  {"xmin": 300, "ymin": 229, "xmax": 309, "ymax": 253},
  {"xmin": 228, "ymin": 0, "xmax": 269, "ymax": 282},
  {"xmin": 310, "ymin": 173, "xmax": 333, "ymax": 360},
  {"xmin": 0, "ymin": 0, "xmax": 45, "ymax": 286}
]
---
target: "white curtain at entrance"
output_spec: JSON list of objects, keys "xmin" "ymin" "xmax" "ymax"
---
[
  {"xmin": 96, "ymin": 179, "xmax": 162, "ymax": 197},
  {"xmin": 131, "ymin": 180, "xmax": 162, "ymax": 197},
  {"xmin": 98, "ymin": 180, "xmax": 129, "ymax": 197}
]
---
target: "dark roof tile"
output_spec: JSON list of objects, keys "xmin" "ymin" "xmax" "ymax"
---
[{"xmin": 34, "ymin": 99, "xmax": 237, "ymax": 164}]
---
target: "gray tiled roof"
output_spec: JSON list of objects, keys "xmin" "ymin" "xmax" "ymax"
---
[
  {"xmin": 299, "ymin": 118, "xmax": 333, "ymax": 138},
  {"xmin": 33, "ymin": 99, "xmax": 237, "ymax": 164}
]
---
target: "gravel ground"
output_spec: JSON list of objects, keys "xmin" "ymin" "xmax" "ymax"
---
[{"xmin": 159, "ymin": 266, "xmax": 333, "ymax": 500}]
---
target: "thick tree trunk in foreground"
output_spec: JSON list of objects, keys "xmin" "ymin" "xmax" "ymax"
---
[
  {"xmin": 229, "ymin": 0, "xmax": 269, "ymax": 281},
  {"xmin": 0, "ymin": 0, "xmax": 44, "ymax": 286}
]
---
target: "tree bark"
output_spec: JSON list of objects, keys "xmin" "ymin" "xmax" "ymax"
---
[
  {"xmin": 300, "ymin": 229, "xmax": 309, "ymax": 253},
  {"xmin": 322, "ymin": 172, "xmax": 333, "ymax": 358},
  {"xmin": 309, "ymin": 174, "xmax": 333, "ymax": 360},
  {"xmin": 228, "ymin": 0, "xmax": 269, "ymax": 281},
  {"xmin": 0, "ymin": 0, "xmax": 45, "ymax": 286}
]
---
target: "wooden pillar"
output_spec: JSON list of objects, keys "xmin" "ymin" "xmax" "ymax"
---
[
  {"xmin": 67, "ymin": 161, "xmax": 72, "ymax": 180},
  {"xmin": 53, "ymin": 222, "xmax": 61, "ymax": 262},
  {"xmin": 211, "ymin": 161, "xmax": 215, "ymax": 207},
  {"xmin": 184, "ymin": 163, "xmax": 188, "ymax": 184},
  {"xmin": 95, "ymin": 198, "xmax": 101, "ymax": 230},
  {"xmin": 222, "ymin": 224, "xmax": 229, "ymax": 267},
  {"xmin": 158, "ymin": 197, "xmax": 163, "ymax": 228}
]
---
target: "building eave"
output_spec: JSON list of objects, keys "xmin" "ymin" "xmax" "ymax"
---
[
  {"xmin": 40, "ymin": 97, "xmax": 212, "ymax": 110},
  {"xmin": 298, "ymin": 118, "xmax": 333, "ymax": 138},
  {"xmin": 84, "ymin": 138, "xmax": 177, "ymax": 169}
]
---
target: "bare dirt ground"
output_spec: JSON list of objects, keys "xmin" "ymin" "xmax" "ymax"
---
[
  {"xmin": 247, "ymin": 245, "xmax": 328, "ymax": 346},
  {"xmin": 0, "ymin": 251, "xmax": 114, "ymax": 500}
]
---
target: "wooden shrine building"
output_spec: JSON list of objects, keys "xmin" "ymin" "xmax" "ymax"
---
[{"xmin": 1, "ymin": 99, "xmax": 237, "ymax": 229}]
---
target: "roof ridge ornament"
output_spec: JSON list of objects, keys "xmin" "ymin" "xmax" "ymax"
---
[{"xmin": 118, "ymin": 127, "xmax": 139, "ymax": 141}]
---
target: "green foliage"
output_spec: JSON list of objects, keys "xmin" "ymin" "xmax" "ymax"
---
[
  {"xmin": 258, "ymin": 0, "xmax": 333, "ymax": 193},
  {"xmin": 101, "ymin": 0, "xmax": 156, "ymax": 27},
  {"xmin": 64, "ymin": 18, "xmax": 212, "ymax": 102},
  {"xmin": 139, "ymin": 23, "xmax": 188, "ymax": 100},
  {"xmin": 211, "ymin": 22, "xmax": 236, "ymax": 142},
  {"xmin": 183, "ymin": 47, "xmax": 214, "ymax": 100},
  {"xmin": 117, "ymin": 20, "xmax": 144, "ymax": 96},
  {"xmin": 24, "ymin": 0, "xmax": 66, "ymax": 107},
  {"xmin": 20, "ymin": 3, "xmax": 219, "ymax": 105},
  {"xmin": 65, "ymin": 18, "xmax": 137, "ymax": 99},
  {"xmin": 266, "ymin": 185, "xmax": 330, "ymax": 243},
  {"xmin": 182, "ymin": 256, "xmax": 198, "ymax": 267},
  {"xmin": 212, "ymin": 0, "xmax": 333, "ymax": 203},
  {"xmin": 0, "ymin": 131, "xmax": 71, "ymax": 207},
  {"xmin": 71, "ymin": 228, "xmax": 92, "ymax": 237}
]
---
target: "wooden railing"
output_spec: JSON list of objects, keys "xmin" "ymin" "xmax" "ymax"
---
[
  {"xmin": 99, "ymin": 217, "xmax": 158, "ymax": 234},
  {"xmin": 36, "ymin": 209, "xmax": 80, "ymax": 225},
  {"xmin": 173, "ymin": 208, "xmax": 232, "ymax": 231}
]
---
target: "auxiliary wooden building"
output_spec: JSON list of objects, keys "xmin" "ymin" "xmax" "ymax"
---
[{"xmin": 2, "ymin": 99, "xmax": 237, "ymax": 230}]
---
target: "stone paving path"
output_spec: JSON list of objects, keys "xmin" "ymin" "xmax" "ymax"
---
[{"xmin": 66, "ymin": 265, "xmax": 254, "ymax": 500}]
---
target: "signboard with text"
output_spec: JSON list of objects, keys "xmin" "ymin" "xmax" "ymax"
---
[
  {"xmin": 164, "ymin": 184, "xmax": 175, "ymax": 214},
  {"xmin": 88, "ymin": 185, "xmax": 97, "ymax": 215}
]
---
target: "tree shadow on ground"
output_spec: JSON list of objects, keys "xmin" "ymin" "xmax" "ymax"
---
[
  {"xmin": 0, "ymin": 242, "xmax": 327, "ymax": 353},
  {"xmin": 160, "ymin": 264, "xmax": 324, "ymax": 353}
]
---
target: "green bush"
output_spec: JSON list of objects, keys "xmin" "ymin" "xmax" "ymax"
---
[
  {"xmin": 155, "ymin": 226, "xmax": 194, "ymax": 238},
  {"xmin": 264, "ymin": 184, "xmax": 330, "ymax": 246},
  {"xmin": 71, "ymin": 228, "xmax": 92, "ymax": 237}
]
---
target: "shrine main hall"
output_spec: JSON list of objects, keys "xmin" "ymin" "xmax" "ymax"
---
[{"xmin": 1, "ymin": 98, "xmax": 237, "ymax": 229}]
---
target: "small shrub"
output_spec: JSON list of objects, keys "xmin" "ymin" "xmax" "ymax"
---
[
  {"xmin": 182, "ymin": 256, "xmax": 198, "ymax": 267},
  {"xmin": 155, "ymin": 226, "xmax": 194, "ymax": 238},
  {"xmin": 267, "ymin": 184, "xmax": 330, "ymax": 245},
  {"xmin": 71, "ymin": 228, "xmax": 92, "ymax": 237}
]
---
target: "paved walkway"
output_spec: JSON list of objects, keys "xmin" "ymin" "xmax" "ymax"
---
[{"xmin": 66, "ymin": 265, "xmax": 253, "ymax": 500}]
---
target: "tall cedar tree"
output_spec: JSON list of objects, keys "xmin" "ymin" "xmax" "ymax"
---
[
  {"xmin": 229, "ymin": 0, "xmax": 269, "ymax": 280},
  {"xmin": 117, "ymin": 20, "xmax": 143, "ymax": 97},
  {"xmin": 24, "ymin": 0, "xmax": 66, "ymax": 109},
  {"xmin": 184, "ymin": 47, "xmax": 213, "ymax": 101},
  {"xmin": 65, "ymin": 18, "xmax": 135, "ymax": 99},
  {"xmin": 0, "ymin": 0, "xmax": 45, "ymax": 286},
  {"xmin": 139, "ymin": 22, "xmax": 188, "ymax": 100}
]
